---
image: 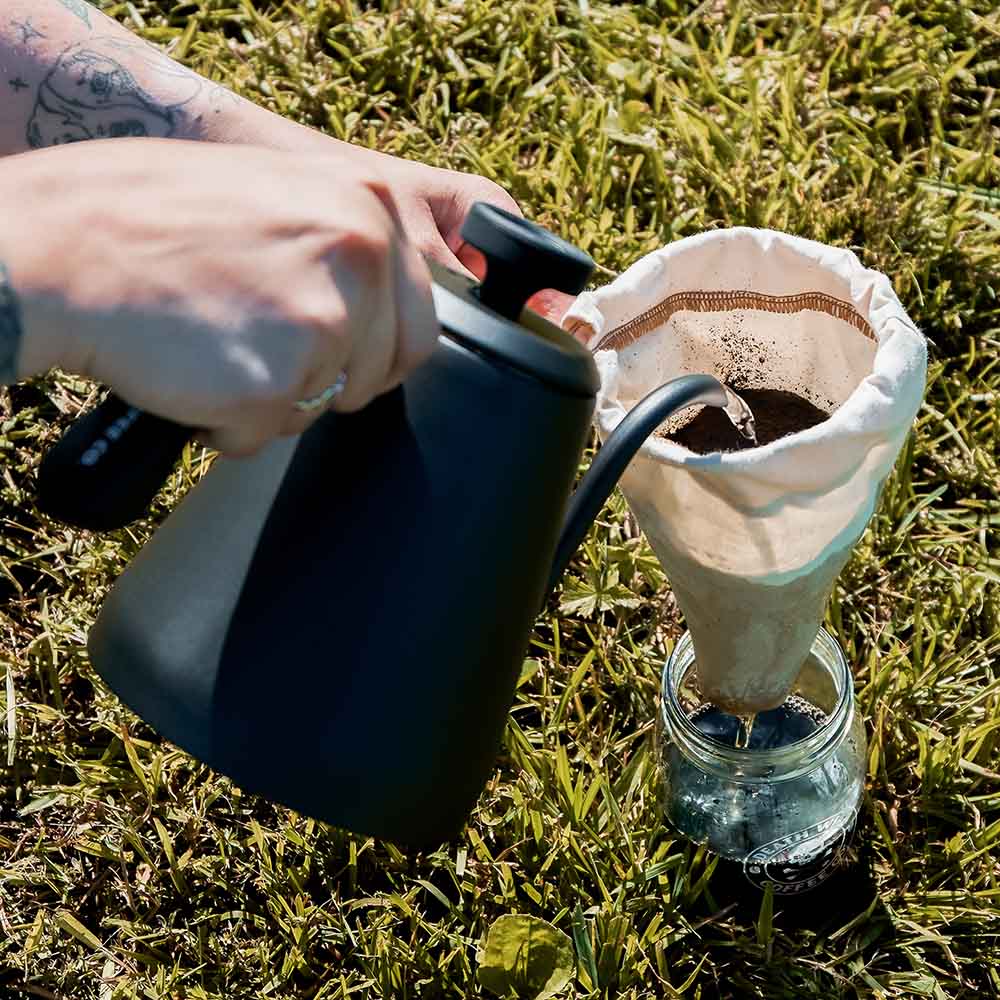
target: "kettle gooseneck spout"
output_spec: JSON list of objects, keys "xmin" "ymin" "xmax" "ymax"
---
[{"xmin": 546, "ymin": 373, "xmax": 731, "ymax": 595}]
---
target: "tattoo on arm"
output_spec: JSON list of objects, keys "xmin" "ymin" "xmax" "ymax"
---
[
  {"xmin": 57, "ymin": 1, "xmax": 93, "ymax": 29},
  {"xmin": 0, "ymin": 264, "xmax": 24, "ymax": 385},
  {"xmin": 26, "ymin": 35, "xmax": 244, "ymax": 148},
  {"xmin": 28, "ymin": 40, "xmax": 179, "ymax": 145},
  {"xmin": 11, "ymin": 17, "xmax": 46, "ymax": 46}
]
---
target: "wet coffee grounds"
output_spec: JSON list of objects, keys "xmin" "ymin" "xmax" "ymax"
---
[{"xmin": 662, "ymin": 387, "xmax": 830, "ymax": 453}]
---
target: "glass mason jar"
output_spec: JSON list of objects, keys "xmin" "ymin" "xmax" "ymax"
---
[{"xmin": 658, "ymin": 628, "xmax": 867, "ymax": 897}]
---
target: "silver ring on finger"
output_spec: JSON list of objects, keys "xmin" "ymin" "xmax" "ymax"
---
[{"xmin": 294, "ymin": 371, "xmax": 348, "ymax": 413}]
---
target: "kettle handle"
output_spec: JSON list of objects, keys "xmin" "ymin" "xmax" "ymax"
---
[
  {"xmin": 546, "ymin": 373, "xmax": 730, "ymax": 595},
  {"xmin": 36, "ymin": 394, "xmax": 194, "ymax": 530},
  {"xmin": 463, "ymin": 203, "xmax": 593, "ymax": 319}
]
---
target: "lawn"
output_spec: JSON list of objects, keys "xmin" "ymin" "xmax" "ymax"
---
[{"xmin": 1, "ymin": 1, "xmax": 999, "ymax": 997}]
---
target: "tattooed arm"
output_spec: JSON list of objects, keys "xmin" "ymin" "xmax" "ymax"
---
[
  {"xmin": 0, "ymin": 1, "xmax": 569, "ymax": 320},
  {"xmin": 0, "ymin": 1, "xmax": 261, "ymax": 151}
]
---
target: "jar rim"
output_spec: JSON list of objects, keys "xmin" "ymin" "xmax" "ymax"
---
[{"xmin": 660, "ymin": 627, "xmax": 854, "ymax": 782}]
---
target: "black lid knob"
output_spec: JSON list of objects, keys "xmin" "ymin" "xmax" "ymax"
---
[{"xmin": 461, "ymin": 203, "xmax": 595, "ymax": 320}]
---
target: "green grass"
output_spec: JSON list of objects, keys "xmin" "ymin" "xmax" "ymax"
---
[{"xmin": 2, "ymin": 0, "xmax": 1000, "ymax": 996}]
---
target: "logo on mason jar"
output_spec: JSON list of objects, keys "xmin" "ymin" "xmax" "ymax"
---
[{"xmin": 743, "ymin": 807, "xmax": 859, "ymax": 895}]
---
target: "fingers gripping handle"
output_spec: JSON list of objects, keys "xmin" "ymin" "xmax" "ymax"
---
[
  {"xmin": 462, "ymin": 203, "xmax": 594, "ymax": 319},
  {"xmin": 36, "ymin": 395, "xmax": 194, "ymax": 530},
  {"xmin": 37, "ymin": 203, "xmax": 592, "ymax": 531}
]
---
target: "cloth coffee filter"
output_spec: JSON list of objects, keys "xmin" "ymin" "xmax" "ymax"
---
[{"xmin": 563, "ymin": 228, "xmax": 927, "ymax": 713}]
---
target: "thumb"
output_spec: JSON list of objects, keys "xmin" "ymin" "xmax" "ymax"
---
[
  {"xmin": 424, "ymin": 228, "xmax": 483, "ymax": 282},
  {"xmin": 406, "ymin": 205, "xmax": 481, "ymax": 280}
]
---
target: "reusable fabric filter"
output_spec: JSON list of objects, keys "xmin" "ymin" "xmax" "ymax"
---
[{"xmin": 563, "ymin": 228, "xmax": 927, "ymax": 713}]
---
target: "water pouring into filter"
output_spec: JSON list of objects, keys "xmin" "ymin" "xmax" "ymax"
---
[{"xmin": 563, "ymin": 227, "xmax": 927, "ymax": 720}]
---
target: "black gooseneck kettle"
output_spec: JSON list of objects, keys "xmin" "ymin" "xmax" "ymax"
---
[{"xmin": 37, "ymin": 205, "xmax": 733, "ymax": 847}]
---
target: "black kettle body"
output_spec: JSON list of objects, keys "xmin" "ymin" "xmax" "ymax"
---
[{"xmin": 39, "ymin": 206, "xmax": 732, "ymax": 845}]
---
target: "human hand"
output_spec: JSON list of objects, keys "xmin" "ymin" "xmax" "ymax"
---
[
  {"xmin": 345, "ymin": 149, "xmax": 579, "ymax": 327},
  {"xmin": 3, "ymin": 139, "xmax": 437, "ymax": 456},
  {"xmin": 232, "ymin": 113, "xmax": 578, "ymax": 327},
  {"xmin": 0, "ymin": 7, "xmax": 578, "ymax": 334}
]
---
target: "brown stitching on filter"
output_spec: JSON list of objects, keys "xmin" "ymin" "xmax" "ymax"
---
[{"xmin": 593, "ymin": 290, "xmax": 876, "ymax": 351}]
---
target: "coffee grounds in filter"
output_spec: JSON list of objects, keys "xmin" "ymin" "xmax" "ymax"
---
[{"xmin": 661, "ymin": 388, "xmax": 830, "ymax": 454}]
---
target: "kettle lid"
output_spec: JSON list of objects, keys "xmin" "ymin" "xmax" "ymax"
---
[{"xmin": 431, "ymin": 204, "xmax": 600, "ymax": 398}]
